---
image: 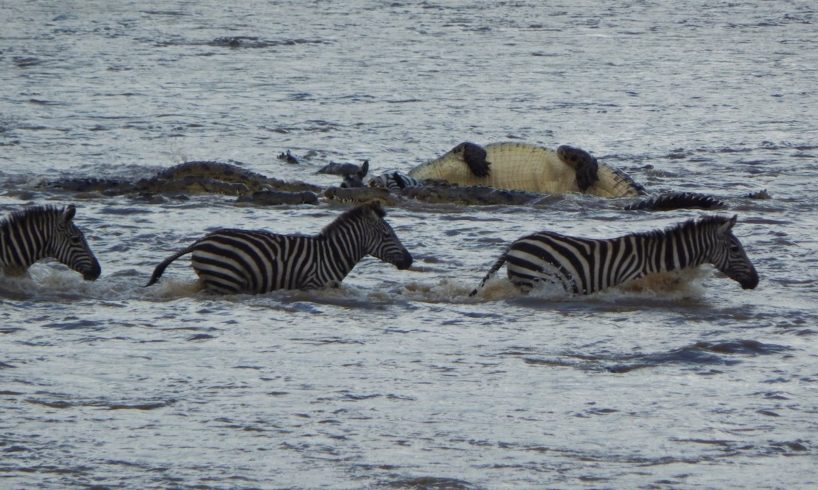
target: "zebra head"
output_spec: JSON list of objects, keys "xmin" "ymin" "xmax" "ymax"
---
[
  {"xmin": 359, "ymin": 201, "xmax": 413, "ymax": 270},
  {"xmin": 48, "ymin": 205, "xmax": 102, "ymax": 281},
  {"xmin": 340, "ymin": 160, "xmax": 369, "ymax": 188},
  {"xmin": 708, "ymin": 215, "xmax": 758, "ymax": 289}
]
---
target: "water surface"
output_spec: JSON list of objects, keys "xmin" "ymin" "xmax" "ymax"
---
[{"xmin": 1, "ymin": 1, "xmax": 816, "ymax": 488}]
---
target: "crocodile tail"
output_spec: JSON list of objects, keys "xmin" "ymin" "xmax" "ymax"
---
[
  {"xmin": 599, "ymin": 164, "xmax": 647, "ymax": 197},
  {"xmin": 145, "ymin": 243, "xmax": 197, "ymax": 287},
  {"xmin": 469, "ymin": 249, "xmax": 509, "ymax": 297},
  {"xmin": 625, "ymin": 192, "xmax": 726, "ymax": 211}
]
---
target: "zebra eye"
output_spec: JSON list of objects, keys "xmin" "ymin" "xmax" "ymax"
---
[{"xmin": 70, "ymin": 235, "xmax": 83, "ymax": 244}]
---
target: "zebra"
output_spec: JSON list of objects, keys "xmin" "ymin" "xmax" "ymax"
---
[
  {"xmin": 470, "ymin": 214, "xmax": 758, "ymax": 296},
  {"xmin": 0, "ymin": 205, "xmax": 101, "ymax": 280},
  {"xmin": 367, "ymin": 171, "xmax": 422, "ymax": 191},
  {"xmin": 333, "ymin": 158, "xmax": 422, "ymax": 192},
  {"xmin": 145, "ymin": 201, "xmax": 413, "ymax": 293}
]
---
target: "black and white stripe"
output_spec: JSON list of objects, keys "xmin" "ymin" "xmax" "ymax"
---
[
  {"xmin": 0, "ymin": 205, "xmax": 101, "ymax": 280},
  {"xmin": 368, "ymin": 171, "xmax": 423, "ymax": 191},
  {"xmin": 146, "ymin": 201, "xmax": 413, "ymax": 293},
  {"xmin": 471, "ymin": 215, "xmax": 758, "ymax": 296}
]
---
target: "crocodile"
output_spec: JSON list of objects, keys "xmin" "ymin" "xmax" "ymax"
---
[
  {"xmin": 41, "ymin": 160, "xmax": 321, "ymax": 197},
  {"xmin": 33, "ymin": 151, "xmax": 741, "ymax": 210},
  {"xmin": 408, "ymin": 142, "xmax": 646, "ymax": 198},
  {"xmin": 324, "ymin": 182, "xmax": 547, "ymax": 207},
  {"xmin": 327, "ymin": 145, "xmax": 724, "ymax": 210},
  {"xmin": 237, "ymin": 190, "xmax": 319, "ymax": 206},
  {"xmin": 396, "ymin": 142, "xmax": 734, "ymax": 210}
]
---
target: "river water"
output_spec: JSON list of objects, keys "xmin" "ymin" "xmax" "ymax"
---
[{"xmin": 1, "ymin": 1, "xmax": 816, "ymax": 488}]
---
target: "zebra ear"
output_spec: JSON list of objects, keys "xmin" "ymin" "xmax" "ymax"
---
[
  {"xmin": 63, "ymin": 204, "xmax": 77, "ymax": 222},
  {"xmin": 359, "ymin": 160, "xmax": 369, "ymax": 178},
  {"xmin": 718, "ymin": 214, "xmax": 738, "ymax": 234}
]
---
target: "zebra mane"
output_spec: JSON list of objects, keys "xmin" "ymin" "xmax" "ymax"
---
[
  {"xmin": 320, "ymin": 201, "xmax": 385, "ymax": 236},
  {"xmin": 0, "ymin": 205, "xmax": 68, "ymax": 233},
  {"xmin": 640, "ymin": 214, "xmax": 734, "ymax": 240}
]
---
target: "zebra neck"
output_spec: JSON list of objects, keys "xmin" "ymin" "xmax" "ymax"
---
[
  {"xmin": 636, "ymin": 227, "xmax": 709, "ymax": 275},
  {"xmin": 318, "ymin": 225, "xmax": 369, "ymax": 277},
  {"xmin": 0, "ymin": 229, "xmax": 46, "ymax": 269}
]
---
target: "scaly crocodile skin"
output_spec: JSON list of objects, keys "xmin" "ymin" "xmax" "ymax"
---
[{"xmin": 409, "ymin": 142, "xmax": 644, "ymax": 198}]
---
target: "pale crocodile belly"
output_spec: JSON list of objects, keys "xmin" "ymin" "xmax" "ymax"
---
[{"xmin": 409, "ymin": 142, "xmax": 641, "ymax": 197}]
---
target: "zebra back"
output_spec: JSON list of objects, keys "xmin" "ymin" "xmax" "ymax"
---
[{"xmin": 0, "ymin": 205, "xmax": 101, "ymax": 280}]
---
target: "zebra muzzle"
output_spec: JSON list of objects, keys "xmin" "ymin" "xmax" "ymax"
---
[
  {"xmin": 739, "ymin": 271, "xmax": 759, "ymax": 290},
  {"xmin": 82, "ymin": 262, "xmax": 102, "ymax": 281},
  {"xmin": 393, "ymin": 252, "xmax": 413, "ymax": 270}
]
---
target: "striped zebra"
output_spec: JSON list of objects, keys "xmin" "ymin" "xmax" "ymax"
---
[
  {"xmin": 470, "ymin": 215, "xmax": 758, "ymax": 296},
  {"xmin": 146, "ymin": 201, "xmax": 413, "ymax": 293},
  {"xmin": 368, "ymin": 171, "xmax": 423, "ymax": 191},
  {"xmin": 0, "ymin": 205, "xmax": 101, "ymax": 280}
]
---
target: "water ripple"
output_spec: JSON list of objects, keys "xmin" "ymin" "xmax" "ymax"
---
[
  {"xmin": 2, "ymin": 0, "xmax": 816, "ymax": 488},
  {"xmin": 521, "ymin": 339, "xmax": 792, "ymax": 374},
  {"xmin": 25, "ymin": 396, "xmax": 176, "ymax": 411}
]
